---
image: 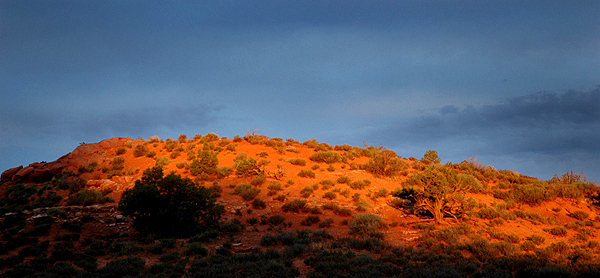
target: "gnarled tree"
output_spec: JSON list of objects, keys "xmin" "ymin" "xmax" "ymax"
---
[{"xmin": 395, "ymin": 165, "xmax": 476, "ymax": 224}]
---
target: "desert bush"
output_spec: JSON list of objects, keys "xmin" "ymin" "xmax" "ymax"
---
[
  {"xmin": 164, "ymin": 139, "xmax": 178, "ymax": 152},
  {"xmin": 231, "ymin": 184, "xmax": 260, "ymax": 201},
  {"xmin": 234, "ymin": 153, "xmax": 261, "ymax": 176},
  {"xmin": 252, "ymin": 198, "xmax": 267, "ymax": 209},
  {"xmin": 216, "ymin": 166, "xmax": 232, "ymax": 179},
  {"xmin": 100, "ymin": 257, "xmax": 146, "ymax": 277},
  {"xmin": 298, "ymin": 169, "xmax": 316, "ymax": 178},
  {"xmin": 323, "ymin": 191, "xmax": 336, "ymax": 200},
  {"xmin": 116, "ymin": 147, "xmax": 127, "ymax": 155},
  {"xmin": 319, "ymin": 218, "xmax": 334, "ymax": 228},
  {"xmin": 146, "ymin": 150, "xmax": 157, "ymax": 158},
  {"xmin": 67, "ymin": 189, "xmax": 110, "ymax": 206},
  {"xmin": 155, "ymin": 157, "xmax": 169, "ymax": 167},
  {"xmin": 301, "ymin": 215, "xmax": 320, "ymax": 226},
  {"xmin": 349, "ymin": 180, "xmax": 371, "ymax": 190},
  {"xmin": 478, "ymin": 208, "xmax": 500, "ymax": 219},
  {"xmin": 78, "ymin": 162, "xmax": 98, "ymax": 174},
  {"xmin": 337, "ymin": 176, "xmax": 351, "ymax": 184},
  {"xmin": 190, "ymin": 145, "xmax": 218, "ymax": 178},
  {"xmin": 119, "ymin": 166, "xmax": 223, "ymax": 236},
  {"xmin": 133, "ymin": 144, "xmax": 148, "ymax": 157},
  {"xmin": 309, "ymin": 151, "xmax": 342, "ymax": 163},
  {"xmin": 208, "ymin": 183, "xmax": 222, "ymax": 198},
  {"xmin": 349, "ymin": 213, "xmax": 386, "ymax": 238},
  {"xmin": 281, "ymin": 199, "xmax": 307, "ymax": 212},
  {"xmin": 363, "ymin": 148, "xmax": 408, "ymax": 177},
  {"xmin": 568, "ymin": 210, "xmax": 589, "ymax": 220},
  {"xmin": 372, "ymin": 188, "xmax": 389, "ymax": 198},
  {"xmin": 545, "ymin": 226, "xmax": 568, "ymax": 236},
  {"xmin": 266, "ymin": 215, "xmax": 286, "ymax": 226},
  {"xmin": 250, "ymin": 175, "xmax": 266, "ymax": 186}
]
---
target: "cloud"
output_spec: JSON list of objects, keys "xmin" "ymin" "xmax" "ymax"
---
[{"xmin": 370, "ymin": 87, "xmax": 600, "ymax": 181}]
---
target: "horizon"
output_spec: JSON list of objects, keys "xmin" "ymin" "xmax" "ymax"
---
[{"xmin": 1, "ymin": 1, "xmax": 599, "ymax": 182}]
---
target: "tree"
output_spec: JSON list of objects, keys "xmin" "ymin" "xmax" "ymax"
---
[
  {"xmin": 421, "ymin": 150, "xmax": 441, "ymax": 164},
  {"xmin": 119, "ymin": 166, "xmax": 223, "ymax": 236},
  {"xmin": 395, "ymin": 165, "xmax": 474, "ymax": 224}
]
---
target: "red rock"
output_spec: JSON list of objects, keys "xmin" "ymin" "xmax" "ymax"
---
[{"xmin": 1, "ymin": 166, "xmax": 23, "ymax": 182}]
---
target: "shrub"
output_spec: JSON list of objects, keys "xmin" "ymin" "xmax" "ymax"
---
[
  {"xmin": 478, "ymin": 208, "xmax": 500, "ymax": 219},
  {"xmin": 231, "ymin": 184, "xmax": 260, "ymax": 201},
  {"xmin": 281, "ymin": 199, "xmax": 307, "ymax": 212},
  {"xmin": 363, "ymin": 148, "xmax": 408, "ymax": 177},
  {"xmin": 372, "ymin": 188, "xmax": 388, "ymax": 198},
  {"xmin": 250, "ymin": 175, "xmax": 266, "ymax": 186},
  {"xmin": 298, "ymin": 169, "xmax": 316, "ymax": 178},
  {"xmin": 252, "ymin": 198, "xmax": 267, "ymax": 209},
  {"xmin": 115, "ymin": 147, "xmax": 127, "ymax": 155},
  {"xmin": 309, "ymin": 151, "xmax": 342, "ymax": 163},
  {"xmin": 323, "ymin": 191, "xmax": 336, "ymax": 200},
  {"xmin": 300, "ymin": 186, "xmax": 314, "ymax": 198},
  {"xmin": 133, "ymin": 144, "xmax": 148, "ymax": 157},
  {"xmin": 545, "ymin": 226, "xmax": 568, "ymax": 236},
  {"xmin": 327, "ymin": 164, "xmax": 335, "ymax": 172},
  {"xmin": 349, "ymin": 213, "xmax": 386, "ymax": 238},
  {"xmin": 234, "ymin": 153, "xmax": 261, "ymax": 176},
  {"xmin": 266, "ymin": 215, "xmax": 286, "ymax": 226},
  {"xmin": 185, "ymin": 242, "xmax": 208, "ymax": 257},
  {"xmin": 319, "ymin": 218, "xmax": 334, "ymax": 228},
  {"xmin": 119, "ymin": 166, "xmax": 223, "ymax": 236},
  {"xmin": 100, "ymin": 257, "xmax": 146, "ymax": 277},
  {"xmin": 337, "ymin": 176, "xmax": 351, "ymax": 184},
  {"xmin": 349, "ymin": 180, "xmax": 371, "ymax": 190},
  {"xmin": 287, "ymin": 158, "xmax": 306, "ymax": 166},
  {"xmin": 67, "ymin": 189, "xmax": 110, "ymax": 206},
  {"xmin": 301, "ymin": 216, "xmax": 320, "ymax": 226},
  {"xmin": 78, "ymin": 162, "xmax": 97, "ymax": 174},
  {"xmin": 568, "ymin": 210, "xmax": 589, "ymax": 220},
  {"xmin": 190, "ymin": 146, "xmax": 218, "ymax": 178},
  {"xmin": 216, "ymin": 166, "xmax": 232, "ymax": 179}
]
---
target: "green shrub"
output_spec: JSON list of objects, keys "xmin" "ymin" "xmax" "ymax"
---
[
  {"xmin": 281, "ymin": 199, "xmax": 307, "ymax": 212},
  {"xmin": 298, "ymin": 169, "xmax": 316, "ymax": 178},
  {"xmin": 234, "ymin": 153, "xmax": 261, "ymax": 176},
  {"xmin": 250, "ymin": 175, "xmax": 266, "ymax": 186},
  {"xmin": 190, "ymin": 145, "xmax": 218, "ymax": 178},
  {"xmin": 349, "ymin": 213, "xmax": 386, "ymax": 238},
  {"xmin": 349, "ymin": 180, "xmax": 371, "ymax": 190},
  {"xmin": 216, "ymin": 166, "xmax": 232, "ymax": 178},
  {"xmin": 372, "ymin": 188, "xmax": 389, "ymax": 198},
  {"xmin": 119, "ymin": 166, "xmax": 223, "ymax": 236},
  {"xmin": 266, "ymin": 215, "xmax": 286, "ymax": 226},
  {"xmin": 185, "ymin": 242, "xmax": 208, "ymax": 256},
  {"xmin": 309, "ymin": 151, "xmax": 342, "ymax": 163},
  {"xmin": 337, "ymin": 176, "xmax": 351, "ymax": 184},
  {"xmin": 231, "ymin": 184, "xmax": 260, "ymax": 201},
  {"xmin": 67, "ymin": 189, "xmax": 110, "ymax": 206},
  {"xmin": 363, "ymin": 148, "xmax": 408, "ymax": 177},
  {"xmin": 318, "ymin": 218, "xmax": 334, "ymax": 228}
]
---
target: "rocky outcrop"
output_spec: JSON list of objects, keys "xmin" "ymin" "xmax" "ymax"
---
[
  {"xmin": 1, "ymin": 162, "xmax": 64, "ymax": 183},
  {"xmin": 0, "ymin": 166, "xmax": 23, "ymax": 182}
]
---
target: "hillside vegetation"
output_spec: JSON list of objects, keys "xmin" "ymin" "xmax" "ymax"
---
[{"xmin": 0, "ymin": 133, "xmax": 599, "ymax": 277}]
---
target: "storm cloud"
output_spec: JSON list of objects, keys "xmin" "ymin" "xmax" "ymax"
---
[{"xmin": 372, "ymin": 88, "xmax": 600, "ymax": 181}]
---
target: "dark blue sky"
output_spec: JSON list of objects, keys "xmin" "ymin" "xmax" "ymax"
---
[{"xmin": 1, "ymin": 1, "xmax": 599, "ymax": 182}]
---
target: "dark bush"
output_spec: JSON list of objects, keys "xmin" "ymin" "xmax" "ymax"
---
[
  {"xmin": 349, "ymin": 213, "xmax": 386, "ymax": 239},
  {"xmin": 288, "ymin": 158, "xmax": 307, "ymax": 166},
  {"xmin": 281, "ymin": 199, "xmax": 307, "ymax": 213},
  {"xmin": 119, "ymin": 166, "xmax": 223, "ymax": 236}
]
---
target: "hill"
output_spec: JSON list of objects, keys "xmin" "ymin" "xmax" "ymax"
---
[{"xmin": 0, "ymin": 133, "xmax": 599, "ymax": 277}]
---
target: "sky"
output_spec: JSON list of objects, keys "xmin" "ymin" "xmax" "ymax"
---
[{"xmin": 1, "ymin": 1, "xmax": 599, "ymax": 182}]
